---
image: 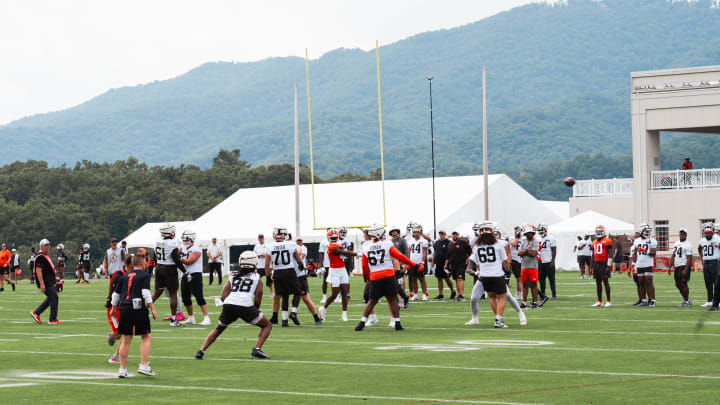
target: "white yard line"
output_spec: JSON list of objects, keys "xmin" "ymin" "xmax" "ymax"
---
[
  {"xmin": 0, "ymin": 349, "xmax": 719, "ymax": 381},
  {"xmin": 0, "ymin": 377, "xmax": 536, "ymax": 405}
]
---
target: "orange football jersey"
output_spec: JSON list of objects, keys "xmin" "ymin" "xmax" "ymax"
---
[{"xmin": 591, "ymin": 237, "xmax": 613, "ymax": 262}]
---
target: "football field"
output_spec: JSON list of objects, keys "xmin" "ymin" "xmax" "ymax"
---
[{"xmin": 0, "ymin": 272, "xmax": 717, "ymax": 404}]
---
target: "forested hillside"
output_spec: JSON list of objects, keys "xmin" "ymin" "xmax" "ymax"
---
[{"xmin": 1, "ymin": 0, "xmax": 719, "ymax": 180}]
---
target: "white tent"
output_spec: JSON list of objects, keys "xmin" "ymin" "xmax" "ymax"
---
[
  {"xmin": 123, "ymin": 221, "xmax": 194, "ymax": 248},
  {"xmin": 185, "ymin": 174, "xmax": 563, "ymax": 272},
  {"xmin": 549, "ymin": 210, "xmax": 634, "ymax": 270}
]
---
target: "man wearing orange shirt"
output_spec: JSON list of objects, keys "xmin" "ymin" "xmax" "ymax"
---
[
  {"xmin": 0, "ymin": 243, "xmax": 15, "ymax": 292},
  {"xmin": 318, "ymin": 229, "xmax": 358, "ymax": 322},
  {"xmin": 591, "ymin": 225, "xmax": 614, "ymax": 307}
]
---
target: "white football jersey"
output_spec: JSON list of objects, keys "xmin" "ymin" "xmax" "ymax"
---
[
  {"xmin": 319, "ymin": 238, "xmax": 330, "ymax": 268},
  {"xmin": 362, "ymin": 239, "xmax": 395, "ymax": 273},
  {"xmin": 408, "ymin": 238, "xmax": 428, "ymax": 263},
  {"xmin": 672, "ymin": 240, "xmax": 693, "ymax": 267},
  {"xmin": 267, "ymin": 240, "xmax": 298, "ymax": 271},
  {"xmin": 105, "ymin": 247, "xmax": 124, "ymax": 273},
  {"xmin": 155, "ymin": 238, "xmax": 182, "ymax": 266},
  {"xmin": 633, "ymin": 237, "xmax": 658, "ymax": 268},
  {"xmin": 182, "ymin": 245, "xmax": 203, "ymax": 274},
  {"xmin": 699, "ymin": 235, "xmax": 720, "ymax": 261},
  {"xmin": 580, "ymin": 239, "xmax": 592, "ymax": 256},
  {"xmin": 509, "ymin": 237, "xmax": 521, "ymax": 263},
  {"xmin": 575, "ymin": 240, "xmax": 586, "ymax": 257},
  {"xmin": 294, "ymin": 245, "xmax": 308, "ymax": 277},
  {"xmin": 539, "ymin": 235, "xmax": 557, "ymax": 264},
  {"xmin": 224, "ymin": 271, "xmax": 260, "ymax": 307},
  {"xmin": 469, "ymin": 241, "xmax": 508, "ymax": 278},
  {"xmin": 253, "ymin": 244, "xmax": 267, "ymax": 269}
]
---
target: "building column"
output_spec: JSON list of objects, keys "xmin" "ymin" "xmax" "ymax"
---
[{"xmin": 632, "ymin": 93, "xmax": 660, "ymax": 227}]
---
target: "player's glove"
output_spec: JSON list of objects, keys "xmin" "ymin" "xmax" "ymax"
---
[
  {"xmin": 104, "ymin": 300, "xmax": 112, "ymax": 309},
  {"xmin": 185, "ymin": 272, "xmax": 192, "ymax": 283}
]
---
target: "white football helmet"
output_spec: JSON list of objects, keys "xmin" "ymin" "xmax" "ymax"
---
[
  {"xmin": 159, "ymin": 223, "xmax": 176, "ymax": 239},
  {"xmin": 537, "ymin": 224, "xmax": 548, "ymax": 237},
  {"xmin": 702, "ymin": 222, "xmax": 715, "ymax": 235},
  {"xmin": 522, "ymin": 224, "xmax": 536, "ymax": 236},
  {"xmin": 411, "ymin": 223, "xmax": 423, "ymax": 234},
  {"xmin": 272, "ymin": 226, "xmax": 288, "ymax": 242},
  {"xmin": 639, "ymin": 223, "xmax": 652, "ymax": 238},
  {"xmin": 477, "ymin": 222, "xmax": 494, "ymax": 235},
  {"xmin": 237, "ymin": 251, "xmax": 258, "ymax": 271},
  {"xmin": 338, "ymin": 226, "xmax": 347, "ymax": 238},
  {"xmin": 57, "ymin": 244, "xmax": 64, "ymax": 250},
  {"xmin": 181, "ymin": 230, "xmax": 196, "ymax": 243},
  {"xmin": 472, "ymin": 221, "xmax": 482, "ymax": 236},
  {"xmin": 83, "ymin": 243, "xmax": 90, "ymax": 251},
  {"xmin": 368, "ymin": 223, "xmax": 386, "ymax": 240}
]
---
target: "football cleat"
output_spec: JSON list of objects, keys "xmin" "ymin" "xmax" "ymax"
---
[
  {"xmin": 591, "ymin": 301, "xmax": 603, "ymax": 307},
  {"xmin": 195, "ymin": 350, "xmax": 205, "ymax": 360},
  {"xmin": 199, "ymin": 317, "xmax": 211, "ymax": 326},
  {"xmin": 394, "ymin": 321, "xmax": 404, "ymax": 331},
  {"xmin": 355, "ymin": 321, "xmax": 366, "ymax": 331},
  {"xmin": 169, "ymin": 320, "xmax": 181, "ymax": 327},
  {"xmin": 422, "ymin": 293, "xmax": 429, "ymax": 301},
  {"xmin": 603, "ymin": 302, "xmax": 612, "ymax": 307},
  {"xmin": 118, "ymin": 368, "xmax": 128, "ymax": 378},
  {"xmin": 366, "ymin": 317, "xmax": 378, "ymax": 327},
  {"xmin": 108, "ymin": 355, "xmax": 120, "ymax": 364},
  {"xmin": 649, "ymin": 300, "xmax": 656, "ymax": 307},
  {"xmin": 518, "ymin": 311, "xmax": 527, "ymax": 326},
  {"xmin": 176, "ymin": 312, "xmax": 186, "ymax": 321},
  {"xmin": 465, "ymin": 318, "xmax": 479, "ymax": 325},
  {"xmin": 434, "ymin": 294, "xmax": 444, "ymax": 300},
  {"xmin": 48, "ymin": 320, "xmax": 64, "ymax": 325},
  {"xmin": 456, "ymin": 295, "xmax": 465, "ymax": 302},
  {"xmin": 632, "ymin": 300, "xmax": 643, "ymax": 306},
  {"xmin": 450, "ymin": 291, "xmax": 457, "ymax": 300},
  {"xmin": 137, "ymin": 364, "xmax": 155, "ymax": 376},
  {"xmin": 530, "ymin": 302, "xmax": 539, "ymax": 309},
  {"xmin": 680, "ymin": 301, "xmax": 689, "ymax": 308},
  {"xmin": 709, "ymin": 306, "xmax": 719, "ymax": 312},
  {"xmin": 341, "ymin": 313, "xmax": 348, "ymax": 322},
  {"xmin": 318, "ymin": 307, "xmax": 326, "ymax": 321},
  {"xmin": 289, "ymin": 312, "xmax": 300, "ymax": 325},
  {"xmin": 281, "ymin": 320, "xmax": 289, "ymax": 327},
  {"xmin": 494, "ymin": 320, "xmax": 508, "ymax": 328},
  {"xmin": 639, "ymin": 301, "xmax": 649, "ymax": 307},
  {"xmin": 251, "ymin": 348, "xmax": 270, "ymax": 359},
  {"xmin": 701, "ymin": 301, "xmax": 713, "ymax": 307},
  {"xmin": 403, "ymin": 296, "xmax": 409, "ymax": 308},
  {"xmin": 538, "ymin": 296, "xmax": 549, "ymax": 307}
]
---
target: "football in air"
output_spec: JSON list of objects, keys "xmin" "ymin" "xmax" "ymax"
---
[{"xmin": 563, "ymin": 177, "xmax": 576, "ymax": 187}]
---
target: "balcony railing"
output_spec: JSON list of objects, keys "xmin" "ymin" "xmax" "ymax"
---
[
  {"xmin": 573, "ymin": 178, "xmax": 633, "ymax": 197},
  {"xmin": 652, "ymin": 168, "xmax": 720, "ymax": 190}
]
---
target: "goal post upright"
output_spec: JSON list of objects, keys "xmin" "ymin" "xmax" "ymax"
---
[
  {"xmin": 304, "ymin": 48, "xmax": 318, "ymax": 230},
  {"xmin": 376, "ymin": 40, "xmax": 387, "ymax": 227}
]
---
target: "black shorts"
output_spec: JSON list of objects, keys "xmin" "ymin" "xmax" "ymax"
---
[
  {"xmin": 408, "ymin": 266, "xmax": 425, "ymax": 278},
  {"xmin": 274, "ymin": 269, "xmax": 305, "ymax": 297},
  {"xmin": 636, "ymin": 266, "xmax": 653, "ymax": 276},
  {"xmin": 118, "ymin": 308, "xmax": 151, "ymax": 336},
  {"xmin": 218, "ymin": 304, "xmax": 263, "ymax": 326},
  {"xmin": 480, "ymin": 276, "xmax": 507, "ymax": 294},
  {"xmin": 181, "ymin": 272, "xmax": 206, "ymax": 307},
  {"xmin": 674, "ymin": 266, "xmax": 691, "ymax": 282},
  {"xmin": 256, "ymin": 268, "xmax": 266, "ymax": 277},
  {"xmin": 0, "ymin": 266, "xmax": 9, "ymax": 275},
  {"xmin": 369, "ymin": 276, "xmax": 398, "ymax": 301},
  {"xmin": 298, "ymin": 275, "xmax": 309, "ymax": 294},
  {"xmin": 155, "ymin": 264, "xmax": 180, "ymax": 291},
  {"xmin": 79, "ymin": 262, "xmax": 91, "ymax": 271},
  {"xmin": 578, "ymin": 256, "xmax": 590, "ymax": 268},
  {"xmin": 593, "ymin": 261, "xmax": 611, "ymax": 280},
  {"xmin": 510, "ymin": 261, "xmax": 521, "ymax": 278},
  {"xmin": 434, "ymin": 263, "xmax": 450, "ymax": 279},
  {"xmin": 451, "ymin": 264, "xmax": 466, "ymax": 280}
]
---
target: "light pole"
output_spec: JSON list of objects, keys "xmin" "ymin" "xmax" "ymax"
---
[{"xmin": 428, "ymin": 76, "xmax": 437, "ymax": 240}]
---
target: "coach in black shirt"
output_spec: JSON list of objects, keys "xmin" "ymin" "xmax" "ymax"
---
[
  {"xmin": 446, "ymin": 232, "xmax": 471, "ymax": 301},
  {"xmin": 433, "ymin": 230, "xmax": 455, "ymax": 300},
  {"xmin": 111, "ymin": 253, "xmax": 157, "ymax": 378},
  {"xmin": 30, "ymin": 239, "xmax": 61, "ymax": 324}
]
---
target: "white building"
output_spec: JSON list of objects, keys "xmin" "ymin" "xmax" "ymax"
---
[{"xmin": 570, "ymin": 65, "xmax": 720, "ymax": 251}]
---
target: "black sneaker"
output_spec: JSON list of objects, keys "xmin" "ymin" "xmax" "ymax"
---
[
  {"xmin": 11, "ymin": 283, "xmax": 15, "ymax": 291},
  {"xmin": 434, "ymin": 294, "xmax": 444, "ymax": 300},
  {"xmin": 289, "ymin": 312, "xmax": 300, "ymax": 325},
  {"xmin": 251, "ymin": 348, "xmax": 270, "ymax": 359},
  {"xmin": 0, "ymin": 288, "xmax": 3, "ymax": 292},
  {"xmin": 449, "ymin": 292, "xmax": 457, "ymax": 300},
  {"xmin": 195, "ymin": 350, "xmax": 204, "ymax": 360},
  {"xmin": 394, "ymin": 321, "xmax": 404, "ymax": 331},
  {"xmin": 639, "ymin": 301, "xmax": 649, "ymax": 307},
  {"xmin": 355, "ymin": 321, "xmax": 366, "ymax": 331},
  {"xmin": 313, "ymin": 314, "xmax": 322, "ymax": 325},
  {"xmin": 520, "ymin": 302, "xmax": 527, "ymax": 309},
  {"xmin": 632, "ymin": 300, "xmax": 643, "ymax": 306},
  {"xmin": 269, "ymin": 314, "xmax": 278, "ymax": 324},
  {"xmin": 538, "ymin": 296, "xmax": 549, "ymax": 307},
  {"xmin": 403, "ymin": 297, "xmax": 409, "ymax": 309},
  {"xmin": 649, "ymin": 300, "xmax": 656, "ymax": 307},
  {"xmin": 281, "ymin": 320, "xmax": 289, "ymax": 327},
  {"xmin": 531, "ymin": 302, "xmax": 539, "ymax": 309},
  {"xmin": 456, "ymin": 295, "xmax": 465, "ymax": 302},
  {"xmin": 710, "ymin": 306, "xmax": 719, "ymax": 312}
]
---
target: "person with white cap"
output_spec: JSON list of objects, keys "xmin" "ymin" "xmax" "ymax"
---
[
  {"xmin": 11, "ymin": 248, "xmax": 21, "ymax": 284},
  {"xmin": 669, "ymin": 228, "xmax": 693, "ymax": 307},
  {"xmin": 30, "ymin": 239, "xmax": 62, "ymax": 324},
  {"xmin": 0, "ymin": 243, "xmax": 14, "ymax": 291},
  {"xmin": 699, "ymin": 222, "xmax": 720, "ymax": 310}
]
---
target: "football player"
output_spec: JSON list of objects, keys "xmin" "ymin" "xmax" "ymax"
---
[
  {"xmin": 266, "ymin": 226, "xmax": 321, "ymax": 326},
  {"xmin": 355, "ymin": 224, "xmax": 423, "ymax": 331},
  {"xmin": 388, "ymin": 226, "xmax": 411, "ymax": 308},
  {"xmin": 106, "ymin": 253, "xmax": 131, "ymax": 364},
  {"xmin": 150, "ymin": 224, "xmax": 188, "ymax": 327},
  {"xmin": 631, "ymin": 224, "xmax": 658, "ymax": 307},
  {"xmin": 537, "ymin": 224, "xmax": 557, "ymax": 300},
  {"xmin": 508, "ymin": 226, "xmax": 524, "ymax": 299},
  {"xmin": 407, "ymin": 224, "xmax": 430, "ymax": 301},
  {"xmin": 319, "ymin": 229, "xmax": 358, "ymax": 322},
  {"xmin": 518, "ymin": 224, "xmax": 541, "ymax": 308},
  {"xmin": 591, "ymin": 225, "xmax": 613, "ymax": 307},
  {"xmin": 699, "ymin": 223, "xmax": 720, "ymax": 309},
  {"xmin": 668, "ymin": 228, "xmax": 692, "ymax": 307},
  {"xmin": 289, "ymin": 238, "xmax": 313, "ymax": 325},
  {"xmin": 338, "ymin": 226, "xmax": 354, "ymax": 302},
  {"xmin": 318, "ymin": 228, "xmax": 331, "ymax": 304},
  {"xmin": 253, "ymin": 234, "xmax": 271, "ymax": 296},
  {"xmin": 56, "ymin": 244, "xmax": 67, "ymax": 288},
  {"xmin": 77, "ymin": 243, "xmax": 94, "ymax": 284},
  {"xmin": 195, "ymin": 251, "xmax": 272, "ymax": 360},
  {"xmin": 628, "ymin": 232, "xmax": 643, "ymax": 306},
  {"xmin": 179, "ymin": 230, "xmax": 211, "ymax": 325},
  {"xmin": 466, "ymin": 224, "xmax": 527, "ymax": 327}
]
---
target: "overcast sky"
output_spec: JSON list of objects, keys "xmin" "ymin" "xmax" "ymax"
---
[{"xmin": 0, "ymin": 0, "xmax": 548, "ymax": 125}]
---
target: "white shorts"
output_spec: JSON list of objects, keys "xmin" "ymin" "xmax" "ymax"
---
[{"xmin": 328, "ymin": 268, "xmax": 349, "ymax": 287}]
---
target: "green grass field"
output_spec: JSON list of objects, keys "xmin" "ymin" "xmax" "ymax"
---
[{"xmin": 0, "ymin": 271, "xmax": 717, "ymax": 404}]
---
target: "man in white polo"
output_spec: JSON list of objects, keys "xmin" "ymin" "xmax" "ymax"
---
[{"xmin": 207, "ymin": 237, "xmax": 223, "ymax": 286}]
